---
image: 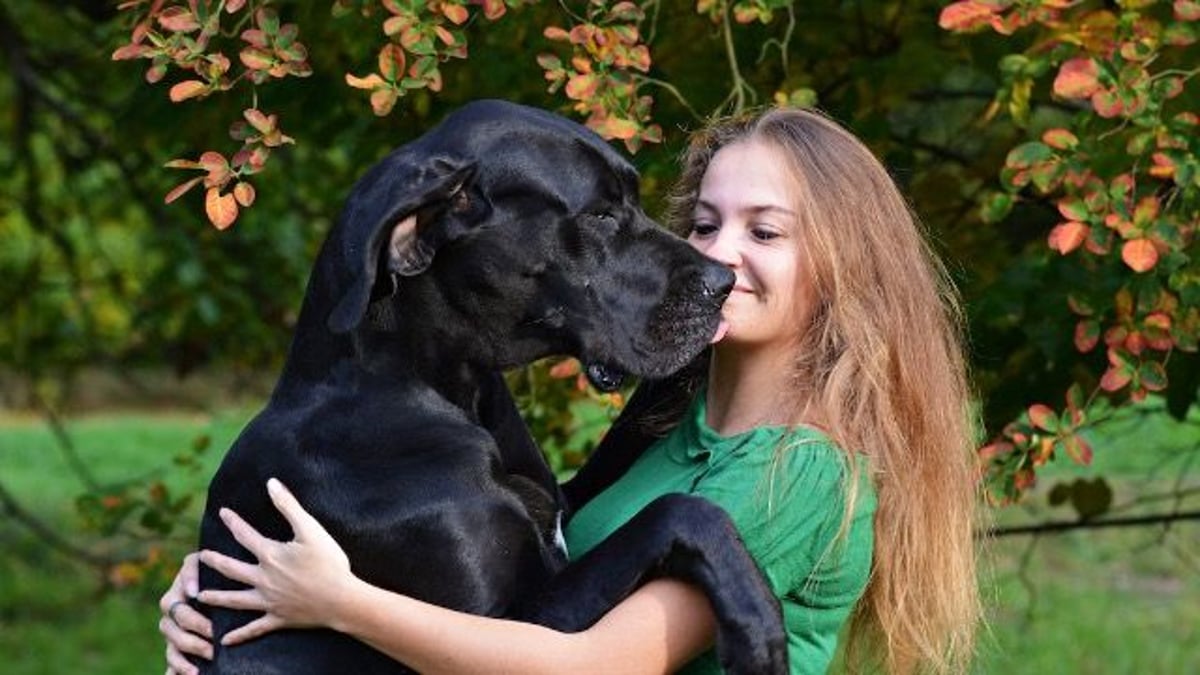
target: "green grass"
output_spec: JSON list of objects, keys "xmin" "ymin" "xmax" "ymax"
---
[{"xmin": 1, "ymin": 403, "xmax": 1198, "ymax": 674}]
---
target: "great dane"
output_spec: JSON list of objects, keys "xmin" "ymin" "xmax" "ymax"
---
[{"xmin": 194, "ymin": 99, "xmax": 787, "ymax": 674}]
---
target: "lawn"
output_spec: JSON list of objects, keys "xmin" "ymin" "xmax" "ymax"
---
[{"xmin": 1, "ymin": 402, "xmax": 1197, "ymax": 673}]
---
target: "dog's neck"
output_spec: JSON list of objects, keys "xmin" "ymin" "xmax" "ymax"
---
[{"xmin": 277, "ymin": 280, "xmax": 494, "ymax": 422}]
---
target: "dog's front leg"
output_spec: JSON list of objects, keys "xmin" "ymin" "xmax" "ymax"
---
[{"xmin": 516, "ymin": 493, "xmax": 788, "ymax": 675}]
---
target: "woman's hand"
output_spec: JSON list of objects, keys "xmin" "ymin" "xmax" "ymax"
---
[
  {"xmin": 159, "ymin": 551, "xmax": 213, "ymax": 675},
  {"xmin": 197, "ymin": 478, "xmax": 355, "ymax": 646}
]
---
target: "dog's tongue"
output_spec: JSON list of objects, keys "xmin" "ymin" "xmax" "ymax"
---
[
  {"xmin": 585, "ymin": 362, "xmax": 626, "ymax": 392},
  {"xmin": 710, "ymin": 319, "xmax": 729, "ymax": 344}
]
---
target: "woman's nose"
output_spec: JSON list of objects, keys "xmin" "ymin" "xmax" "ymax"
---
[{"xmin": 702, "ymin": 227, "xmax": 741, "ymax": 267}]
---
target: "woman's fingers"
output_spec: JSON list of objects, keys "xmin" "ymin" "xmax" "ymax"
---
[
  {"xmin": 222, "ymin": 613, "xmax": 285, "ymax": 646},
  {"xmin": 170, "ymin": 601, "xmax": 214, "ymax": 639},
  {"xmin": 160, "ymin": 614, "xmax": 213, "ymax": 662},
  {"xmin": 165, "ymin": 642, "xmax": 199, "ymax": 675},
  {"xmin": 266, "ymin": 478, "xmax": 319, "ymax": 538},
  {"xmin": 218, "ymin": 507, "xmax": 272, "ymax": 556},
  {"xmin": 197, "ymin": 587, "xmax": 269, "ymax": 612},
  {"xmin": 180, "ymin": 551, "xmax": 201, "ymax": 597},
  {"xmin": 199, "ymin": 549, "xmax": 261, "ymax": 587}
]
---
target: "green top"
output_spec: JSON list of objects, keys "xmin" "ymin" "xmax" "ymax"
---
[{"xmin": 565, "ymin": 391, "xmax": 876, "ymax": 674}]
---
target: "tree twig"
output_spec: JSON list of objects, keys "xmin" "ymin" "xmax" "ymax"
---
[{"xmin": 986, "ymin": 509, "xmax": 1200, "ymax": 538}]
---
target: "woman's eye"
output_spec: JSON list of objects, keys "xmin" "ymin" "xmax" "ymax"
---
[
  {"xmin": 691, "ymin": 222, "xmax": 718, "ymax": 236},
  {"xmin": 751, "ymin": 226, "xmax": 781, "ymax": 241}
]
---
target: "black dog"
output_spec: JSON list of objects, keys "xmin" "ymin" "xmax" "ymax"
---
[{"xmin": 195, "ymin": 100, "xmax": 787, "ymax": 674}]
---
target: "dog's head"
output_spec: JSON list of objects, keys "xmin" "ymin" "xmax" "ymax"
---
[{"xmin": 321, "ymin": 99, "xmax": 731, "ymax": 390}]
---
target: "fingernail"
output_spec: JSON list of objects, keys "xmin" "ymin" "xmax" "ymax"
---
[
  {"xmin": 267, "ymin": 477, "xmax": 280, "ymax": 493},
  {"xmin": 219, "ymin": 507, "xmax": 232, "ymax": 521},
  {"xmin": 186, "ymin": 580, "xmax": 199, "ymax": 597}
]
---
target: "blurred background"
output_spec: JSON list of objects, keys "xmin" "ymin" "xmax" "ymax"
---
[{"xmin": 1, "ymin": 1, "xmax": 1197, "ymax": 672}]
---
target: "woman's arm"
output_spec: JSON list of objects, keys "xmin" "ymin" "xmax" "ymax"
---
[{"xmin": 198, "ymin": 478, "xmax": 716, "ymax": 675}]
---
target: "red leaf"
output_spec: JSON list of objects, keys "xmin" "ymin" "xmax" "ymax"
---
[
  {"xmin": 164, "ymin": 176, "xmax": 204, "ymax": 204},
  {"xmin": 480, "ymin": 0, "xmax": 506, "ymax": 20},
  {"xmin": 1048, "ymin": 221, "xmax": 1089, "ymax": 255},
  {"xmin": 1053, "ymin": 58, "xmax": 1101, "ymax": 99},
  {"xmin": 243, "ymin": 108, "xmax": 273, "ymax": 134},
  {"xmin": 548, "ymin": 359, "xmax": 580, "ymax": 379},
  {"xmin": 1091, "ymin": 89, "xmax": 1124, "ymax": 118},
  {"xmin": 543, "ymin": 26, "xmax": 570, "ymax": 41},
  {"xmin": 1062, "ymin": 434, "xmax": 1093, "ymax": 465},
  {"xmin": 378, "ymin": 44, "xmax": 406, "ymax": 81},
  {"xmin": 1176, "ymin": 0, "xmax": 1200, "ymax": 21},
  {"xmin": 205, "ymin": 187, "xmax": 239, "ymax": 230},
  {"xmin": 240, "ymin": 47, "xmax": 274, "ymax": 71},
  {"xmin": 1042, "ymin": 128, "xmax": 1078, "ymax": 151},
  {"xmin": 1121, "ymin": 239, "xmax": 1158, "ymax": 273},
  {"xmin": 1100, "ymin": 365, "xmax": 1132, "ymax": 392},
  {"xmin": 112, "ymin": 43, "xmax": 148, "ymax": 60},
  {"xmin": 565, "ymin": 73, "xmax": 598, "ymax": 100},
  {"xmin": 168, "ymin": 80, "xmax": 208, "ymax": 102},
  {"xmin": 937, "ymin": 1, "xmax": 996, "ymax": 32},
  {"xmin": 1028, "ymin": 404, "xmax": 1058, "ymax": 432},
  {"xmin": 1075, "ymin": 319, "xmax": 1100, "ymax": 353},
  {"xmin": 158, "ymin": 7, "xmax": 200, "ymax": 32},
  {"xmin": 442, "ymin": 3, "xmax": 469, "ymax": 25}
]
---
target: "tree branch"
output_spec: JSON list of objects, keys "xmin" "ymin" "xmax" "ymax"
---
[
  {"xmin": 986, "ymin": 509, "xmax": 1200, "ymax": 538},
  {"xmin": 0, "ymin": 479, "xmax": 114, "ymax": 569}
]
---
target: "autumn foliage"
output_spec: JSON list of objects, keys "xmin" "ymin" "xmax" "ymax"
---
[
  {"xmin": 944, "ymin": 0, "xmax": 1200, "ymax": 503},
  {"xmin": 107, "ymin": 1, "xmax": 1200, "ymax": 511}
]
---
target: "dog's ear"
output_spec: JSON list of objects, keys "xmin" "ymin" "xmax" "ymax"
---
[{"xmin": 327, "ymin": 156, "xmax": 476, "ymax": 334}]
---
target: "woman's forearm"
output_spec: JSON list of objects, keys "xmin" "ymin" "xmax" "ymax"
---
[{"xmin": 327, "ymin": 577, "xmax": 716, "ymax": 675}]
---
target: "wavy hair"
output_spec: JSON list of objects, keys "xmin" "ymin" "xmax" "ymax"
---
[{"xmin": 664, "ymin": 108, "xmax": 982, "ymax": 674}]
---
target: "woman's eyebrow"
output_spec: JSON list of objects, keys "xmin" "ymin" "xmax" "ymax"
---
[{"xmin": 695, "ymin": 199, "xmax": 795, "ymax": 217}]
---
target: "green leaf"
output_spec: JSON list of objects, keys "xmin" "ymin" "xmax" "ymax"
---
[{"xmin": 1005, "ymin": 141, "xmax": 1052, "ymax": 169}]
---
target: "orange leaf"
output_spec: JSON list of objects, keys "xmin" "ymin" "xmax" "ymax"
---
[
  {"xmin": 595, "ymin": 116, "xmax": 639, "ymax": 140},
  {"xmin": 1052, "ymin": 58, "xmax": 1101, "ymax": 99},
  {"xmin": 543, "ymin": 26, "xmax": 570, "ymax": 41},
  {"xmin": 549, "ymin": 359, "xmax": 580, "ymax": 379},
  {"xmin": 442, "ymin": 3, "xmax": 469, "ymax": 25},
  {"xmin": 168, "ymin": 80, "xmax": 208, "ymax": 102},
  {"xmin": 370, "ymin": 87, "xmax": 398, "ymax": 116},
  {"xmin": 565, "ymin": 73, "xmax": 598, "ymax": 100},
  {"xmin": 158, "ymin": 7, "xmax": 200, "ymax": 32},
  {"xmin": 434, "ymin": 25, "xmax": 456, "ymax": 46},
  {"xmin": 346, "ymin": 73, "xmax": 385, "ymax": 90},
  {"xmin": 1041, "ymin": 128, "xmax": 1078, "ymax": 151},
  {"xmin": 378, "ymin": 44, "xmax": 406, "ymax": 81},
  {"xmin": 1121, "ymin": 238, "xmax": 1158, "ymax": 273},
  {"xmin": 1028, "ymin": 404, "xmax": 1057, "ymax": 432},
  {"xmin": 164, "ymin": 177, "xmax": 203, "ymax": 204},
  {"xmin": 937, "ymin": 1, "xmax": 997, "ymax": 32},
  {"xmin": 111, "ymin": 43, "xmax": 148, "ymax": 60},
  {"xmin": 233, "ymin": 182, "xmax": 256, "ymax": 207},
  {"xmin": 243, "ymin": 108, "xmax": 273, "ymax": 134},
  {"xmin": 1048, "ymin": 221, "xmax": 1089, "ymax": 255},
  {"xmin": 205, "ymin": 187, "xmax": 239, "ymax": 230}
]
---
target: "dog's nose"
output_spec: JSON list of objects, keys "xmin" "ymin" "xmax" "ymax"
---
[{"xmin": 701, "ymin": 264, "xmax": 735, "ymax": 302}]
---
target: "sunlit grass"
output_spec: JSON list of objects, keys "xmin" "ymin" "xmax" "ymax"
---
[{"xmin": 1, "ymin": 402, "xmax": 1197, "ymax": 674}]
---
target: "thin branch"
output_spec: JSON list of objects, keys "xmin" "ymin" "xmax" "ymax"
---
[
  {"xmin": 0, "ymin": 479, "xmax": 114, "ymax": 569},
  {"xmin": 987, "ymin": 509, "xmax": 1200, "ymax": 537}
]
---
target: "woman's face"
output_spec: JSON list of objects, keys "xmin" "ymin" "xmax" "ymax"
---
[{"xmin": 688, "ymin": 139, "xmax": 813, "ymax": 351}]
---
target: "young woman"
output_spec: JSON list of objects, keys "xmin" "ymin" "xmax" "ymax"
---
[{"xmin": 160, "ymin": 107, "xmax": 982, "ymax": 674}]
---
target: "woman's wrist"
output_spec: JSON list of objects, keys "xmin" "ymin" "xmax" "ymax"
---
[{"xmin": 325, "ymin": 573, "xmax": 375, "ymax": 636}]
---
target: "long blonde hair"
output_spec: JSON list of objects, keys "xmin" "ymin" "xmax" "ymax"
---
[{"xmin": 665, "ymin": 108, "xmax": 982, "ymax": 674}]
